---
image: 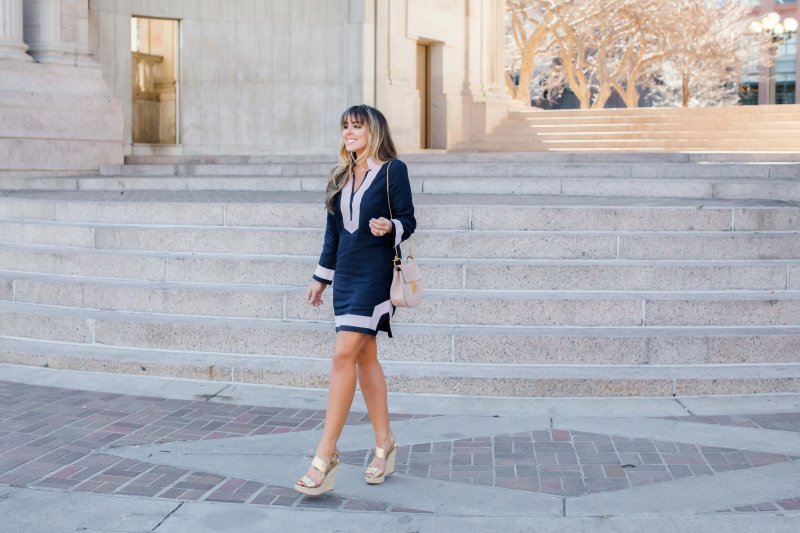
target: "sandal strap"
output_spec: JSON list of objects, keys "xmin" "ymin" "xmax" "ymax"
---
[
  {"xmin": 309, "ymin": 450, "xmax": 339, "ymax": 475},
  {"xmin": 298, "ymin": 475, "xmax": 318, "ymax": 488},
  {"xmin": 374, "ymin": 440, "xmax": 397, "ymax": 459},
  {"xmin": 311, "ymin": 456, "xmax": 331, "ymax": 474}
]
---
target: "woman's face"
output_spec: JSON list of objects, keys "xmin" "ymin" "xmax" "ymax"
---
[{"xmin": 342, "ymin": 116, "xmax": 368, "ymax": 156}]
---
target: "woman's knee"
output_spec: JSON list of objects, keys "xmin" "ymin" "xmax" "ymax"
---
[
  {"xmin": 332, "ymin": 332, "xmax": 368, "ymax": 368},
  {"xmin": 357, "ymin": 337, "xmax": 378, "ymax": 363},
  {"xmin": 331, "ymin": 347, "xmax": 359, "ymax": 369}
]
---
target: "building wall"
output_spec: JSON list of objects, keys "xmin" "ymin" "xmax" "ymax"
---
[
  {"xmin": 88, "ymin": 0, "xmax": 511, "ymax": 155},
  {"xmin": 755, "ymin": 0, "xmax": 800, "ymax": 104},
  {"xmin": 0, "ymin": 0, "xmax": 124, "ymax": 177},
  {"xmin": 2, "ymin": 0, "xmax": 512, "ymax": 171},
  {"xmin": 89, "ymin": 0, "xmax": 368, "ymax": 155},
  {"xmin": 373, "ymin": 0, "xmax": 511, "ymax": 150}
]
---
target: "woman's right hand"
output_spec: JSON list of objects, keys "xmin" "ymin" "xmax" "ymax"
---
[{"xmin": 306, "ymin": 280, "xmax": 327, "ymax": 306}]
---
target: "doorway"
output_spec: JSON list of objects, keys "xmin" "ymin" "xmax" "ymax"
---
[
  {"xmin": 131, "ymin": 16, "xmax": 179, "ymax": 144},
  {"xmin": 416, "ymin": 43, "xmax": 430, "ymax": 149}
]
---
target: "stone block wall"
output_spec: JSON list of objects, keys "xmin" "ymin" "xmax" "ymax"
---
[
  {"xmin": 2, "ymin": 0, "xmax": 513, "ymax": 166},
  {"xmin": 0, "ymin": 0, "xmax": 123, "ymax": 177},
  {"xmin": 89, "ymin": 0, "xmax": 367, "ymax": 155}
]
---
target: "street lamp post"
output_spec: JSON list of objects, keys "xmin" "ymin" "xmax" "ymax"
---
[{"xmin": 749, "ymin": 12, "xmax": 798, "ymax": 105}]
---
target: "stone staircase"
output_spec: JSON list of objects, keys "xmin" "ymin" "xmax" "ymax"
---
[
  {"xmin": 456, "ymin": 105, "xmax": 800, "ymax": 152},
  {"xmin": 0, "ymin": 153, "xmax": 799, "ymax": 396}
]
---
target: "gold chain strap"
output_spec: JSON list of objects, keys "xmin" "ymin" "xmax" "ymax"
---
[
  {"xmin": 385, "ymin": 161, "xmax": 415, "ymax": 265},
  {"xmin": 385, "ymin": 161, "xmax": 400, "ymax": 268}
]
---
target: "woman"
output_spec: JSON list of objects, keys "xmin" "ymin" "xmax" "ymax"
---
[{"xmin": 295, "ymin": 105, "xmax": 416, "ymax": 496}]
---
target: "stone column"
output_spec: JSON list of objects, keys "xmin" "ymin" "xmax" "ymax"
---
[
  {"xmin": 23, "ymin": 0, "xmax": 94, "ymax": 65},
  {"xmin": 0, "ymin": 0, "xmax": 32, "ymax": 61},
  {"xmin": 483, "ymin": 0, "xmax": 509, "ymax": 97},
  {"xmin": 461, "ymin": 0, "xmax": 482, "ymax": 97}
]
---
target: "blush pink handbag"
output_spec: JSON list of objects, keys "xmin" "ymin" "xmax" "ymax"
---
[{"xmin": 386, "ymin": 161, "xmax": 423, "ymax": 308}]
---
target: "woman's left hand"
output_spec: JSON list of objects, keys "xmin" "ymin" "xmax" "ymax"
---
[{"xmin": 369, "ymin": 217, "xmax": 393, "ymax": 237}]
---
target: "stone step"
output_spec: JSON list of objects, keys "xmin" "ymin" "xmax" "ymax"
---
[
  {"xmin": 509, "ymin": 105, "xmax": 800, "ymax": 118},
  {"xmin": 475, "ymin": 135, "xmax": 800, "ymax": 150},
  {"xmin": 413, "ymin": 177, "xmax": 797, "ymax": 200},
  {"xmin": 451, "ymin": 140, "xmax": 800, "ymax": 154},
  {"xmin": 504, "ymin": 115, "xmax": 800, "ymax": 125},
  {"xmin": 122, "ymin": 152, "xmax": 800, "ymax": 164},
  {"xmin": 510, "ymin": 118, "xmax": 800, "ymax": 129},
  {"xmin": 1, "ymin": 336, "xmax": 799, "ymax": 396},
  {"xmin": 3, "ymin": 271, "xmax": 799, "ymax": 327},
  {"xmin": 545, "ymin": 140, "xmax": 800, "ymax": 151},
  {"xmin": 1, "ymin": 302, "xmax": 799, "ymax": 366},
  {"xmin": 494, "ymin": 130, "xmax": 800, "ymax": 141},
  {"xmin": 2, "ymin": 220, "xmax": 798, "ymax": 260},
  {"xmin": 1, "ymin": 193, "xmax": 798, "ymax": 231},
  {"xmin": 1, "ymin": 245, "xmax": 796, "ymax": 291},
  {"xmin": 493, "ymin": 131, "xmax": 800, "ymax": 144},
  {"xmin": 491, "ymin": 135, "xmax": 800, "ymax": 149},
  {"xmin": 99, "ymin": 160, "xmax": 798, "ymax": 179},
  {"xmin": 502, "ymin": 120, "xmax": 800, "ymax": 131},
  {"xmin": 5, "ymin": 174, "xmax": 796, "ymax": 200}
]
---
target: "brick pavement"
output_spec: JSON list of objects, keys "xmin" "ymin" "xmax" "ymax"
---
[
  {"xmin": 718, "ymin": 498, "xmax": 800, "ymax": 513},
  {"xmin": 665, "ymin": 413, "xmax": 800, "ymax": 433},
  {"xmin": 342, "ymin": 429, "xmax": 798, "ymax": 497},
  {"xmin": 3, "ymin": 379, "xmax": 800, "ymax": 514},
  {"xmin": 0, "ymin": 380, "xmax": 430, "ymax": 512}
]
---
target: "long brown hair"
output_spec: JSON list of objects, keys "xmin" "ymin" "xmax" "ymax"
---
[{"xmin": 325, "ymin": 105, "xmax": 398, "ymax": 213}]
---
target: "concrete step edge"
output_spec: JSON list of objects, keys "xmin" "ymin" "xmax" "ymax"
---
[
  {"xmin": 2, "ymin": 218, "xmax": 799, "ymax": 236},
  {"xmin": 4, "ymin": 192, "xmax": 798, "ymax": 208},
  {"xmin": 1, "ymin": 337, "xmax": 799, "ymax": 397},
  {"xmin": 4, "ymin": 335, "xmax": 800, "ymax": 373},
  {"xmin": 86, "ymin": 172, "xmax": 799, "ymax": 181},
  {"xmin": 2, "ymin": 301, "xmax": 800, "ymax": 336},
  {"xmin": 4, "ymin": 241, "xmax": 799, "ymax": 265},
  {"xmin": 3, "ymin": 271, "xmax": 800, "ymax": 300}
]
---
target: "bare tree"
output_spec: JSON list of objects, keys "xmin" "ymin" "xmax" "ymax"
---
[
  {"xmin": 607, "ymin": 0, "xmax": 666, "ymax": 108},
  {"xmin": 506, "ymin": 0, "xmax": 773, "ymax": 108},
  {"xmin": 507, "ymin": 0, "xmax": 646, "ymax": 108},
  {"xmin": 506, "ymin": 0, "xmax": 556, "ymax": 105},
  {"xmin": 544, "ymin": 0, "xmax": 602, "ymax": 109},
  {"xmin": 647, "ymin": 0, "xmax": 773, "ymax": 107},
  {"xmin": 508, "ymin": 0, "xmax": 658, "ymax": 109}
]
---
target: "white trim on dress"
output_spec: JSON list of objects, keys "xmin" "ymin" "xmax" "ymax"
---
[
  {"xmin": 314, "ymin": 265, "xmax": 335, "ymax": 282},
  {"xmin": 335, "ymin": 299, "xmax": 393, "ymax": 331},
  {"xmin": 391, "ymin": 219, "xmax": 404, "ymax": 247},
  {"xmin": 341, "ymin": 157, "xmax": 384, "ymax": 234}
]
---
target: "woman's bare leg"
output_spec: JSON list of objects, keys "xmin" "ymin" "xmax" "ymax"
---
[
  {"xmin": 300, "ymin": 331, "xmax": 369, "ymax": 485},
  {"xmin": 356, "ymin": 336, "xmax": 394, "ymax": 473}
]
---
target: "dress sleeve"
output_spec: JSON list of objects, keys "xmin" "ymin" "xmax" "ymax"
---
[
  {"xmin": 388, "ymin": 160, "xmax": 416, "ymax": 248},
  {"xmin": 312, "ymin": 210, "xmax": 338, "ymax": 285}
]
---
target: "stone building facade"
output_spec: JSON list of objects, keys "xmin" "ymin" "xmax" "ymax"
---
[
  {"xmin": 0, "ymin": 0, "xmax": 512, "ymax": 176},
  {"xmin": 752, "ymin": 0, "xmax": 800, "ymax": 105}
]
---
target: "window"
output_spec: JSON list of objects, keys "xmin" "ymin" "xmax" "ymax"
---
[{"xmin": 775, "ymin": 33, "xmax": 797, "ymax": 104}]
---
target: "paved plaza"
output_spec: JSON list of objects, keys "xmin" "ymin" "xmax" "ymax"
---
[{"xmin": 0, "ymin": 364, "xmax": 799, "ymax": 532}]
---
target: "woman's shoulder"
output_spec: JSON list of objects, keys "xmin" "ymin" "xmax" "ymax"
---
[{"xmin": 385, "ymin": 159, "xmax": 407, "ymax": 173}]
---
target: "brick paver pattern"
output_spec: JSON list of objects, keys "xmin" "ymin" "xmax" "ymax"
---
[
  {"xmin": 4, "ymin": 380, "xmax": 800, "ymax": 508},
  {"xmin": 0, "ymin": 381, "xmax": 431, "ymax": 512},
  {"xmin": 717, "ymin": 497, "xmax": 800, "ymax": 513},
  {"xmin": 342, "ymin": 429, "xmax": 797, "ymax": 497},
  {"xmin": 666, "ymin": 413, "xmax": 800, "ymax": 433}
]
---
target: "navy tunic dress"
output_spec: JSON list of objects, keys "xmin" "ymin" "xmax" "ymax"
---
[{"xmin": 312, "ymin": 158, "xmax": 416, "ymax": 337}]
